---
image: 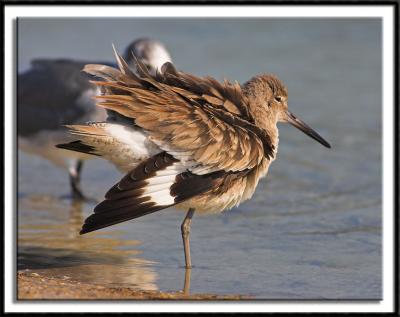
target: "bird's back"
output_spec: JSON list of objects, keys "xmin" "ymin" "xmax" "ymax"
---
[{"xmin": 18, "ymin": 59, "xmax": 109, "ymax": 137}]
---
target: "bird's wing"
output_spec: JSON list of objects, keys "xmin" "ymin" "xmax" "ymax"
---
[
  {"xmin": 80, "ymin": 151, "xmax": 247, "ymax": 234},
  {"xmin": 83, "ymin": 51, "xmax": 275, "ymax": 174}
]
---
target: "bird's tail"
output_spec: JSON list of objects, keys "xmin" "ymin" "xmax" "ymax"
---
[{"xmin": 55, "ymin": 122, "xmax": 161, "ymax": 172}]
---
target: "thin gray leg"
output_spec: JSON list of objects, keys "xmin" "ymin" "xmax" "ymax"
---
[{"xmin": 181, "ymin": 208, "xmax": 195, "ymax": 269}]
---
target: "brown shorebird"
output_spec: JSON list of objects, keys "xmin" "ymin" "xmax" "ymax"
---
[
  {"xmin": 18, "ymin": 38, "xmax": 172, "ymax": 200},
  {"xmin": 57, "ymin": 48, "xmax": 330, "ymax": 269}
]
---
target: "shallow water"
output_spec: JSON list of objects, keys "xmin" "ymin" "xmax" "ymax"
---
[{"xmin": 17, "ymin": 18, "xmax": 382, "ymax": 299}]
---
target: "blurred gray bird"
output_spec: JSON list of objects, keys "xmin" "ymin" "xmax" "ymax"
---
[{"xmin": 18, "ymin": 38, "xmax": 172, "ymax": 200}]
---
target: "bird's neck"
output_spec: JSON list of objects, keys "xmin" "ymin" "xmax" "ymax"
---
[
  {"xmin": 247, "ymin": 101, "xmax": 280, "ymax": 150},
  {"xmin": 242, "ymin": 85, "xmax": 280, "ymax": 151}
]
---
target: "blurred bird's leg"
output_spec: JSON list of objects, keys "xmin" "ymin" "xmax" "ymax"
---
[
  {"xmin": 69, "ymin": 159, "xmax": 85, "ymax": 201},
  {"xmin": 181, "ymin": 208, "xmax": 195, "ymax": 269}
]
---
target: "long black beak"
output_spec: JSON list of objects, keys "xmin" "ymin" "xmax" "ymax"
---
[{"xmin": 286, "ymin": 111, "xmax": 331, "ymax": 148}]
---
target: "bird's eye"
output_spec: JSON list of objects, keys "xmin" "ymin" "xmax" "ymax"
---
[{"xmin": 275, "ymin": 96, "xmax": 282, "ymax": 102}]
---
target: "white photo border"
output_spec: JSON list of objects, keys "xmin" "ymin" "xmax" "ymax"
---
[{"xmin": 4, "ymin": 2, "xmax": 397, "ymax": 314}]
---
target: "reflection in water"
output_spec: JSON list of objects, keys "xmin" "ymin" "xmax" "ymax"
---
[
  {"xmin": 183, "ymin": 268, "xmax": 191, "ymax": 295},
  {"xmin": 18, "ymin": 196, "xmax": 159, "ymax": 291}
]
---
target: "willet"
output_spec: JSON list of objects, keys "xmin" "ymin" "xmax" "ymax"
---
[
  {"xmin": 18, "ymin": 38, "xmax": 172, "ymax": 200},
  {"xmin": 57, "ymin": 48, "xmax": 330, "ymax": 269}
]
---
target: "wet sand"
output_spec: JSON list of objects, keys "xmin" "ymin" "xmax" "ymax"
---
[{"xmin": 18, "ymin": 272, "xmax": 246, "ymax": 300}]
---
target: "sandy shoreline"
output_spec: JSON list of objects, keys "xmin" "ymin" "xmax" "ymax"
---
[{"xmin": 17, "ymin": 272, "xmax": 247, "ymax": 300}]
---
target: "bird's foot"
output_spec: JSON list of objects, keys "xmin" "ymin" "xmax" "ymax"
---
[{"xmin": 69, "ymin": 189, "xmax": 98, "ymax": 204}]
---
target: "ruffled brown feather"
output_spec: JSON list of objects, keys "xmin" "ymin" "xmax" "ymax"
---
[{"xmin": 82, "ymin": 52, "xmax": 275, "ymax": 174}]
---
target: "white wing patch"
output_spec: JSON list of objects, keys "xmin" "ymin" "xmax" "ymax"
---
[{"xmin": 143, "ymin": 162, "xmax": 187, "ymax": 206}]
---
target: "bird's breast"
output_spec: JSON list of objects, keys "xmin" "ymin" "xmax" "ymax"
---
[{"xmin": 176, "ymin": 157, "xmax": 272, "ymax": 214}]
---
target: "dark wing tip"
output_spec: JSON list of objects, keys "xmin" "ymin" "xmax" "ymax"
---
[
  {"xmin": 79, "ymin": 228, "xmax": 88, "ymax": 235},
  {"xmin": 55, "ymin": 143, "xmax": 68, "ymax": 149},
  {"xmin": 56, "ymin": 140, "xmax": 100, "ymax": 156}
]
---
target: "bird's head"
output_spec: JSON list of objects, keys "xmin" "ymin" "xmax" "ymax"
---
[
  {"xmin": 124, "ymin": 38, "xmax": 172, "ymax": 76},
  {"xmin": 243, "ymin": 74, "xmax": 331, "ymax": 148}
]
